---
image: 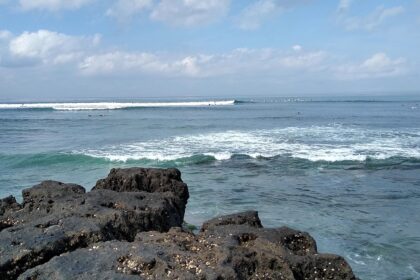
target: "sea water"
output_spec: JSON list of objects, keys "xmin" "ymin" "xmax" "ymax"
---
[{"xmin": 0, "ymin": 96, "xmax": 419, "ymax": 279}]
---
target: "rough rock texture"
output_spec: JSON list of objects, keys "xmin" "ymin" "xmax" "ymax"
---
[
  {"xmin": 93, "ymin": 168, "xmax": 189, "ymax": 225},
  {"xmin": 201, "ymin": 211, "xmax": 263, "ymax": 230},
  {"xmin": 0, "ymin": 196, "xmax": 21, "ymax": 230},
  {"xmin": 0, "ymin": 167, "xmax": 357, "ymax": 280},
  {"xmin": 0, "ymin": 169, "xmax": 187, "ymax": 280},
  {"xmin": 20, "ymin": 212, "xmax": 356, "ymax": 280},
  {"xmin": 93, "ymin": 167, "xmax": 189, "ymax": 204}
]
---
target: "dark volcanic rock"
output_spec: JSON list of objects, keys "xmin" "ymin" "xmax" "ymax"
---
[
  {"xmin": 0, "ymin": 168, "xmax": 357, "ymax": 280},
  {"xmin": 0, "ymin": 196, "xmax": 21, "ymax": 216},
  {"xmin": 20, "ymin": 212, "xmax": 357, "ymax": 280},
  {"xmin": 22, "ymin": 180, "xmax": 86, "ymax": 205},
  {"xmin": 0, "ymin": 168, "xmax": 187, "ymax": 280},
  {"xmin": 201, "ymin": 211, "xmax": 263, "ymax": 231},
  {"xmin": 93, "ymin": 168, "xmax": 189, "ymax": 224},
  {"xmin": 0, "ymin": 196, "xmax": 21, "ymax": 230},
  {"xmin": 93, "ymin": 168, "xmax": 189, "ymax": 204}
]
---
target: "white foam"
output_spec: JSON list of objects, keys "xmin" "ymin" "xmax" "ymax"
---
[
  {"xmin": 75, "ymin": 126, "xmax": 420, "ymax": 163},
  {"xmin": 204, "ymin": 152, "xmax": 232, "ymax": 161},
  {"xmin": 0, "ymin": 100, "xmax": 235, "ymax": 111}
]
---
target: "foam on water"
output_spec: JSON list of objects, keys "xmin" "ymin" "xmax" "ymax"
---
[
  {"xmin": 0, "ymin": 100, "xmax": 236, "ymax": 111},
  {"xmin": 75, "ymin": 126, "xmax": 420, "ymax": 163}
]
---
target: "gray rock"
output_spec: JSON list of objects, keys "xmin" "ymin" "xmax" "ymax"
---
[
  {"xmin": 0, "ymin": 168, "xmax": 187, "ymax": 280},
  {"xmin": 0, "ymin": 196, "xmax": 21, "ymax": 230},
  {"xmin": 0, "ymin": 196, "xmax": 21, "ymax": 216},
  {"xmin": 93, "ymin": 167, "xmax": 189, "ymax": 205},
  {"xmin": 201, "ymin": 211, "xmax": 263, "ymax": 231},
  {"xmin": 0, "ymin": 168, "xmax": 357, "ymax": 280},
  {"xmin": 20, "ymin": 212, "xmax": 357, "ymax": 280}
]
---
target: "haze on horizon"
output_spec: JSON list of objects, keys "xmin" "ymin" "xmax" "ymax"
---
[{"xmin": 0, "ymin": 0, "xmax": 419, "ymax": 100}]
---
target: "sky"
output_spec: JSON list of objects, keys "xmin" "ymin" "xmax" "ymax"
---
[{"xmin": 0, "ymin": 0, "xmax": 419, "ymax": 100}]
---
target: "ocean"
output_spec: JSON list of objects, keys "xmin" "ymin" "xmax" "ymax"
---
[{"xmin": 0, "ymin": 96, "xmax": 419, "ymax": 279}]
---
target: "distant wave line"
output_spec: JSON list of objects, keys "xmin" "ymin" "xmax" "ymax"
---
[
  {"xmin": 2, "ymin": 152, "xmax": 420, "ymax": 170},
  {"xmin": 247, "ymin": 99, "xmax": 417, "ymax": 103},
  {"xmin": 0, "ymin": 100, "xmax": 236, "ymax": 111}
]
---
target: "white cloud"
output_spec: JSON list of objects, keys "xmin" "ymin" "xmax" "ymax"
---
[
  {"xmin": 79, "ymin": 49, "xmax": 408, "ymax": 82},
  {"xmin": 292, "ymin": 45, "xmax": 302, "ymax": 51},
  {"xmin": 79, "ymin": 51, "xmax": 216, "ymax": 77},
  {"xmin": 79, "ymin": 52, "xmax": 173, "ymax": 75},
  {"xmin": 176, "ymin": 56, "xmax": 201, "ymax": 76},
  {"xmin": 19, "ymin": 0, "xmax": 93, "ymax": 11},
  {"xmin": 0, "ymin": 30, "xmax": 12, "ymax": 40},
  {"xmin": 337, "ymin": 4, "xmax": 405, "ymax": 31},
  {"xmin": 78, "ymin": 47, "xmax": 329, "ymax": 77},
  {"xmin": 236, "ymin": 0, "xmax": 309, "ymax": 30},
  {"xmin": 106, "ymin": 0, "xmax": 153, "ymax": 21},
  {"xmin": 105, "ymin": 0, "xmax": 231, "ymax": 27},
  {"xmin": 150, "ymin": 0, "xmax": 230, "ymax": 27},
  {"xmin": 336, "ymin": 53, "xmax": 407, "ymax": 79},
  {"xmin": 1, "ymin": 29, "xmax": 409, "ymax": 83},
  {"xmin": 280, "ymin": 51, "xmax": 327, "ymax": 69},
  {"xmin": 236, "ymin": 0, "xmax": 281, "ymax": 30},
  {"xmin": 337, "ymin": 0, "xmax": 352, "ymax": 12},
  {"xmin": 5, "ymin": 30, "xmax": 100, "ymax": 66}
]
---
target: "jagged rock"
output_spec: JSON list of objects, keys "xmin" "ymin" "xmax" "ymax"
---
[
  {"xmin": 93, "ymin": 168, "xmax": 189, "ymax": 224},
  {"xmin": 0, "ymin": 168, "xmax": 357, "ymax": 280},
  {"xmin": 201, "ymin": 211, "xmax": 263, "ymax": 231},
  {"xmin": 20, "ymin": 212, "xmax": 357, "ymax": 280},
  {"xmin": 0, "ymin": 168, "xmax": 187, "ymax": 280},
  {"xmin": 0, "ymin": 196, "xmax": 21, "ymax": 216},
  {"xmin": 93, "ymin": 168, "xmax": 189, "ymax": 205},
  {"xmin": 0, "ymin": 196, "xmax": 21, "ymax": 231}
]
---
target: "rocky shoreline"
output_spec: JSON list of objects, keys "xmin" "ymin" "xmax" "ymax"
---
[{"xmin": 0, "ymin": 167, "xmax": 357, "ymax": 279}]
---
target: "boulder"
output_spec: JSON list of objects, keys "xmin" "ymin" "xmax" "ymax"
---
[{"xmin": 93, "ymin": 168, "xmax": 189, "ymax": 205}]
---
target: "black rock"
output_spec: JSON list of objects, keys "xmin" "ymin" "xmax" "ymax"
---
[
  {"xmin": 0, "ymin": 196, "xmax": 21, "ymax": 216},
  {"xmin": 0, "ymin": 168, "xmax": 357, "ymax": 280},
  {"xmin": 201, "ymin": 210, "xmax": 263, "ymax": 231},
  {"xmin": 20, "ymin": 212, "xmax": 357, "ymax": 280},
  {"xmin": 93, "ymin": 168, "xmax": 189, "ymax": 204},
  {"xmin": 93, "ymin": 168, "xmax": 189, "ymax": 221},
  {"xmin": 0, "ymin": 196, "xmax": 21, "ymax": 230},
  {"xmin": 0, "ymin": 168, "xmax": 187, "ymax": 280}
]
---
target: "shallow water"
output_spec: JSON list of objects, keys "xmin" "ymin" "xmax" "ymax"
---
[{"xmin": 0, "ymin": 96, "xmax": 419, "ymax": 279}]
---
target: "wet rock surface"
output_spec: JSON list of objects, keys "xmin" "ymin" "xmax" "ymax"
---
[{"xmin": 0, "ymin": 168, "xmax": 357, "ymax": 279}]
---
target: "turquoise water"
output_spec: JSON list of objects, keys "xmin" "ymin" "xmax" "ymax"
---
[{"xmin": 1, "ymin": 97, "xmax": 420, "ymax": 279}]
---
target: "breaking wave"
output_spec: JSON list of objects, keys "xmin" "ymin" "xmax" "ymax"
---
[
  {"xmin": 74, "ymin": 126, "xmax": 420, "ymax": 163},
  {"xmin": 0, "ymin": 100, "xmax": 236, "ymax": 111}
]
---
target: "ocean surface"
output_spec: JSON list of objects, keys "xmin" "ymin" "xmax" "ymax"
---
[{"xmin": 0, "ymin": 96, "xmax": 419, "ymax": 279}]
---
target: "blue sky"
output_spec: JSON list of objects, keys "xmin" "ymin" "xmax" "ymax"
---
[{"xmin": 0, "ymin": 0, "xmax": 419, "ymax": 100}]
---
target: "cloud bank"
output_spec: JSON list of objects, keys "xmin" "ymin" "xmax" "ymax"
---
[
  {"xmin": 236, "ymin": 0, "xmax": 309, "ymax": 30},
  {"xmin": 19, "ymin": 0, "xmax": 94, "ymax": 11},
  {"xmin": 336, "ymin": 1, "xmax": 405, "ymax": 31},
  {"xmin": 0, "ymin": 28, "xmax": 409, "ymax": 84}
]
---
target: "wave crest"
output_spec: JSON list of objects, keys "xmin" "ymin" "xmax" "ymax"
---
[
  {"xmin": 75, "ymin": 126, "xmax": 420, "ymax": 163},
  {"xmin": 0, "ymin": 100, "xmax": 236, "ymax": 111}
]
